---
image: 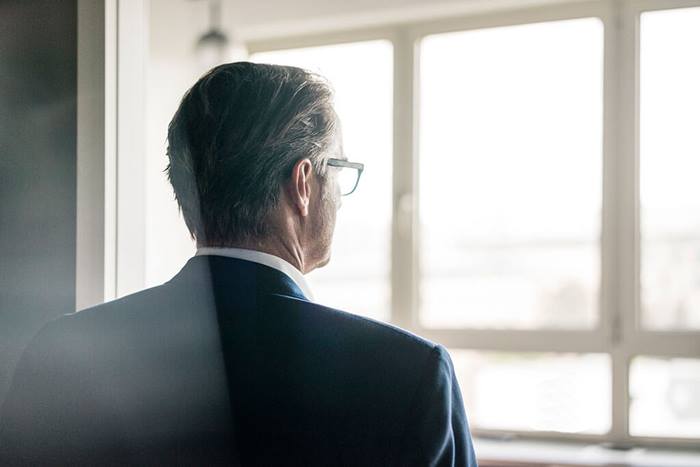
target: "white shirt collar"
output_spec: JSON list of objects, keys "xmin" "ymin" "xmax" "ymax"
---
[{"xmin": 194, "ymin": 247, "xmax": 314, "ymax": 300}]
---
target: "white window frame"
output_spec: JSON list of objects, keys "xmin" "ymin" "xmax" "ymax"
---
[
  {"xmin": 247, "ymin": 0, "xmax": 700, "ymax": 448},
  {"xmin": 77, "ymin": 0, "xmax": 149, "ymax": 307}
]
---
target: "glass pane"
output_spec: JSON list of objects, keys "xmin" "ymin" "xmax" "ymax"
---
[
  {"xmin": 640, "ymin": 8, "xmax": 700, "ymax": 331},
  {"xmin": 630, "ymin": 356, "xmax": 700, "ymax": 438},
  {"xmin": 252, "ymin": 41, "xmax": 393, "ymax": 321},
  {"xmin": 451, "ymin": 351, "xmax": 611, "ymax": 434},
  {"xmin": 419, "ymin": 19, "xmax": 603, "ymax": 329}
]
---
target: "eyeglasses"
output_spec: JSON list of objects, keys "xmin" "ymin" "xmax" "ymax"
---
[{"xmin": 326, "ymin": 158, "xmax": 365, "ymax": 196}]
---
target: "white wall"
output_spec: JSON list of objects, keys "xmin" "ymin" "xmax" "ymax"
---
[{"xmin": 226, "ymin": 0, "xmax": 574, "ymax": 39}]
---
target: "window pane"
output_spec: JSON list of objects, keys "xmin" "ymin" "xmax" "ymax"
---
[
  {"xmin": 640, "ymin": 8, "xmax": 700, "ymax": 331},
  {"xmin": 452, "ymin": 351, "xmax": 611, "ymax": 434},
  {"xmin": 252, "ymin": 41, "xmax": 393, "ymax": 321},
  {"xmin": 419, "ymin": 19, "xmax": 603, "ymax": 329},
  {"xmin": 630, "ymin": 356, "xmax": 700, "ymax": 438}
]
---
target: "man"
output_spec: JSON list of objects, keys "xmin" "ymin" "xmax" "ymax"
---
[{"xmin": 0, "ymin": 62, "xmax": 477, "ymax": 465}]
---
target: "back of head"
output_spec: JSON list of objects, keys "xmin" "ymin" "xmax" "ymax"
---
[{"xmin": 166, "ymin": 62, "xmax": 337, "ymax": 247}]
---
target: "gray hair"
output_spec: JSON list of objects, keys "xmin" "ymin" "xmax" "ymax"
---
[{"xmin": 166, "ymin": 62, "xmax": 337, "ymax": 246}]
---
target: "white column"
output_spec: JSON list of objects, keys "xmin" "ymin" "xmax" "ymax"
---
[{"xmin": 114, "ymin": 0, "xmax": 149, "ymax": 298}]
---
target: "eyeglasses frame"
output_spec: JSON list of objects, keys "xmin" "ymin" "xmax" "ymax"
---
[{"xmin": 326, "ymin": 158, "xmax": 365, "ymax": 196}]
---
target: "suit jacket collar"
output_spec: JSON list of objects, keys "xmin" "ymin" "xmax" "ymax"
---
[
  {"xmin": 194, "ymin": 247, "xmax": 313, "ymax": 300},
  {"xmin": 170, "ymin": 255, "xmax": 309, "ymax": 302}
]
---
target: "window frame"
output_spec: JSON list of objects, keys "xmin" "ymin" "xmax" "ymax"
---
[{"xmin": 247, "ymin": 0, "xmax": 700, "ymax": 448}]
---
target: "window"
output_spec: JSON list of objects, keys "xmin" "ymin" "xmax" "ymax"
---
[
  {"xmin": 453, "ymin": 352, "xmax": 611, "ymax": 434},
  {"xmin": 640, "ymin": 7, "xmax": 700, "ymax": 331},
  {"xmin": 630, "ymin": 356, "xmax": 700, "ymax": 438},
  {"xmin": 419, "ymin": 18, "xmax": 603, "ymax": 330}
]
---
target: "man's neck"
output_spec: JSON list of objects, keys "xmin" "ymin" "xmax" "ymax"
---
[{"xmin": 198, "ymin": 238, "xmax": 308, "ymax": 274}]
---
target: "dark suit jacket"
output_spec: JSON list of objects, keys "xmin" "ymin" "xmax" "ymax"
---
[{"xmin": 0, "ymin": 255, "xmax": 477, "ymax": 466}]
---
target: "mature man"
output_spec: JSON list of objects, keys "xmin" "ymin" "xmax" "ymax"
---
[{"xmin": 0, "ymin": 62, "xmax": 476, "ymax": 465}]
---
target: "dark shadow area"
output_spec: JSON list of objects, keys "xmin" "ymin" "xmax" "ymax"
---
[{"xmin": 0, "ymin": 0, "xmax": 77, "ymax": 404}]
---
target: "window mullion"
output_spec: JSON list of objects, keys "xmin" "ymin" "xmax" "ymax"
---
[
  {"xmin": 606, "ymin": 0, "xmax": 640, "ymax": 445},
  {"xmin": 391, "ymin": 29, "xmax": 419, "ymax": 329}
]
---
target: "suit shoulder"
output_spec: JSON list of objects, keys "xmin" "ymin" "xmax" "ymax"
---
[
  {"xmin": 60, "ymin": 283, "xmax": 173, "ymax": 323},
  {"xmin": 267, "ymin": 294, "xmax": 439, "ymax": 356}
]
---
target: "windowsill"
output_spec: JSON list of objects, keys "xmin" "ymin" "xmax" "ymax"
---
[{"xmin": 475, "ymin": 437, "xmax": 700, "ymax": 467}]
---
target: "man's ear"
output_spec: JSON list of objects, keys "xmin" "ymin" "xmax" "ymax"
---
[{"xmin": 288, "ymin": 158, "xmax": 314, "ymax": 217}]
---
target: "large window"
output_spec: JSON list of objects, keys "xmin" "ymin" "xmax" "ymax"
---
[
  {"xmin": 241, "ymin": 0, "xmax": 700, "ymax": 447},
  {"xmin": 453, "ymin": 351, "xmax": 611, "ymax": 434},
  {"xmin": 419, "ymin": 18, "xmax": 603, "ymax": 330},
  {"xmin": 640, "ymin": 7, "xmax": 700, "ymax": 331}
]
